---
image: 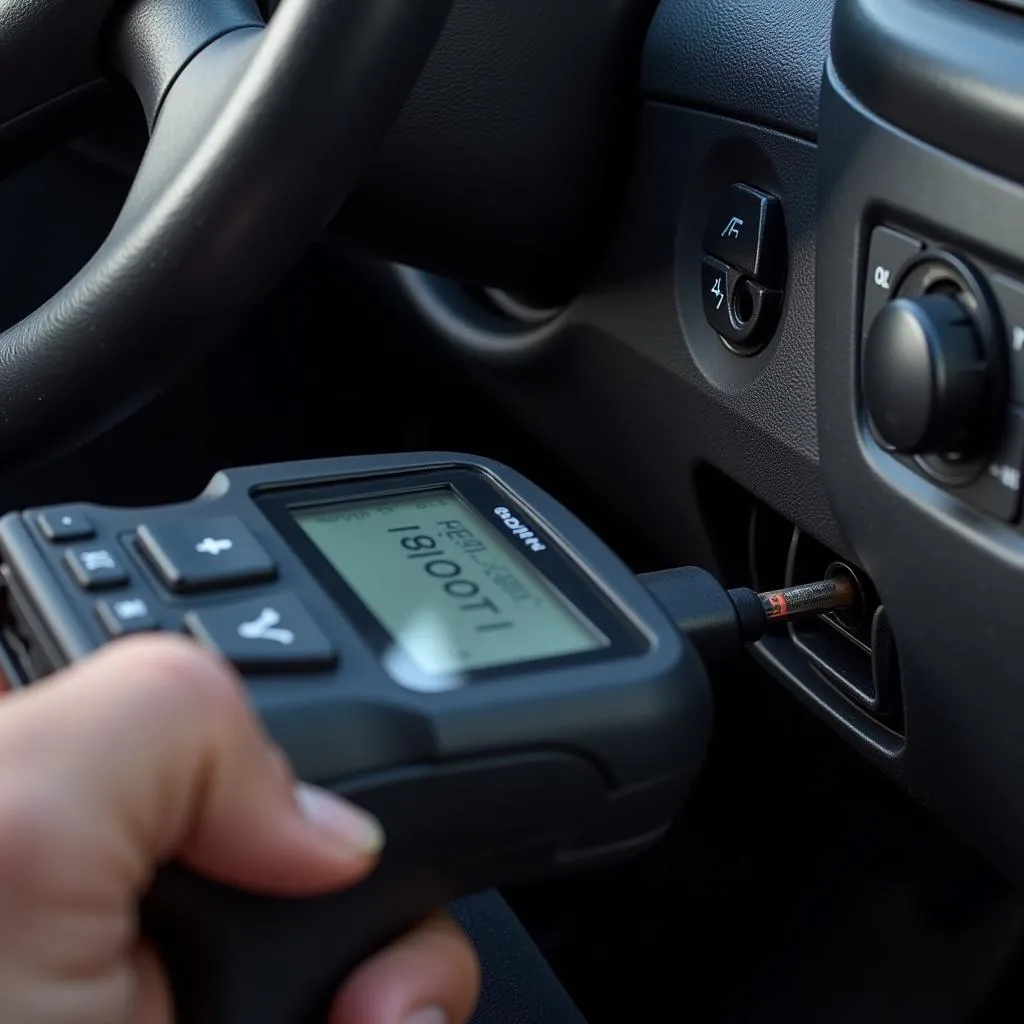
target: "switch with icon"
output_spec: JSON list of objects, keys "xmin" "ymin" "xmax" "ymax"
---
[
  {"xmin": 701, "ymin": 183, "xmax": 786, "ymax": 355},
  {"xmin": 703, "ymin": 184, "xmax": 785, "ymax": 286},
  {"xmin": 862, "ymin": 226, "xmax": 923, "ymax": 338}
]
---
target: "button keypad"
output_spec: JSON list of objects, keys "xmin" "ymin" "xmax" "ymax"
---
[{"xmin": 31, "ymin": 504, "xmax": 331, "ymax": 676}]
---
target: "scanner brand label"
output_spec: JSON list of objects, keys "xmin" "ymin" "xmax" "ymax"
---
[{"xmin": 493, "ymin": 507, "xmax": 546, "ymax": 553}]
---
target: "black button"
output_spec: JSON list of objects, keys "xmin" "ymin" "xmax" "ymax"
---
[
  {"xmin": 863, "ymin": 227, "xmax": 923, "ymax": 336},
  {"xmin": 97, "ymin": 596, "xmax": 160, "ymax": 637},
  {"xmin": 989, "ymin": 274, "xmax": 1024, "ymax": 405},
  {"xmin": 65, "ymin": 546, "xmax": 129, "ymax": 589},
  {"xmin": 702, "ymin": 256, "xmax": 735, "ymax": 337},
  {"xmin": 701, "ymin": 257, "xmax": 781, "ymax": 354},
  {"xmin": 184, "ymin": 593, "xmax": 336, "ymax": 672},
  {"xmin": 137, "ymin": 517, "xmax": 276, "ymax": 593},
  {"xmin": 37, "ymin": 509, "xmax": 94, "ymax": 542},
  {"xmin": 961, "ymin": 408, "xmax": 1024, "ymax": 521},
  {"xmin": 703, "ymin": 184, "xmax": 784, "ymax": 284}
]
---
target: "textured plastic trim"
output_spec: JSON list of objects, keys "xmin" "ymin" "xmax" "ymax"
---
[
  {"xmin": 392, "ymin": 266, "xmax": 568, "ymax": 365},
  {"xmin": 832, "ymin": 0, "xmax": 1024, "ymax": 185}
]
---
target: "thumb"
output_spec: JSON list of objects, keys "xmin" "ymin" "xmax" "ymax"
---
[{"xmin": 0, "ymin": 633, "xmax": 383, "ymax": 896}]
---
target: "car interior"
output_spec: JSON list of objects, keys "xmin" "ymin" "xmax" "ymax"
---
[{"xmin": 4, "ymin": 0, "xmax": 1024, "ymax": 1019}]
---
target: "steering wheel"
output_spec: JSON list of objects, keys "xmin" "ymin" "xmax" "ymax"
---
[{"xmin": 0, "ymin": 0, "xmax": 452, "ymax": 467}]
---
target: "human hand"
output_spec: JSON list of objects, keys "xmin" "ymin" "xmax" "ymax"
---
[{"xmin": 0, "ymin": 634, "xmax": 479, "ymax": 1023}]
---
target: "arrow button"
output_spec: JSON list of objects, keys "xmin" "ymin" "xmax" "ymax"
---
[{"xmin": 185, "ymin": 593, "xmax": 336, "ymax": 672}]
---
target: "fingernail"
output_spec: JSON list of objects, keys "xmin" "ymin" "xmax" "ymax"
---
[
  {"xmin": 295, "ymin": 783, "xmax": 385, "ymax": 857},
  {"xmin": 404, "ymin": 1009, "xmax": 448, "ymax": 1024}
]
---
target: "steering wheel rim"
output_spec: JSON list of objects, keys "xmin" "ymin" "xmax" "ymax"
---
[{"xmin": 0, "ymin": 0, "xmax": 452, "ymax": 467}]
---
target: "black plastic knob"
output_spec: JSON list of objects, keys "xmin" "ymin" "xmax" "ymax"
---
[{"xmin": 863, "ymin": 293, "xmax": 995, "ymax": 455}]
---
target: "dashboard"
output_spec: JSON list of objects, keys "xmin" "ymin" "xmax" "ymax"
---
[
  {"xmin": 15, "ymin": 0, "xmax": 1023, "ymax": 888},
  {"xmin": 364, "ymin": 0, "xmax": 1024, "ymax": 883}
]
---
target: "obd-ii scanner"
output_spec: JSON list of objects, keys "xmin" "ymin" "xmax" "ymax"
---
[
  {"xmin": 0, "ymin": 453, "xmax": 710, "ymax": 1024},
  {"xmin": 0, "ymin": 452, "xmax": 856, "ymax": 1023}
]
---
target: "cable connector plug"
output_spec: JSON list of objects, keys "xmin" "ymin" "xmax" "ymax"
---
[{"xmin": 641, "ymin": 567, "xmax": 858, "ymax": 666}]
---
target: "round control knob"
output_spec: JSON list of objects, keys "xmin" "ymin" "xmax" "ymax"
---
[{"xmin": 863, "ymin": 293, "xmax": 997, "ymax": 456}]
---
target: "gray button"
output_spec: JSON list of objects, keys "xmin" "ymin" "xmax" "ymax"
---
[
  {"xmin": 65, "ymin": 546, "xmax": 129, "ymax": 590},
  {"xmin": 137, "ymin": 517, "xmax": 276, "ymax": 593},
  {"xmin": 184, "ymin": 593, "xmax": 336, "ymax": 673},
  {"xmin": 37, "ymin": 509, "xmax": 94, "ymax": 542},
  {"xmin": 97, "ymin": 596, "xmax": 160, "ymax": 637}
]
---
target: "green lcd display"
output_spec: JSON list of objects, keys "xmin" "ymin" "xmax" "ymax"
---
[{"xmin": 291, "ymin": 488, "xmax": 606, "ymax": 675}]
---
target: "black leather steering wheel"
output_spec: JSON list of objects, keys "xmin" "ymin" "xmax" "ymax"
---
[{"xmin": 0, "ymin": 0, "xmax": 452, "ymax": 467}]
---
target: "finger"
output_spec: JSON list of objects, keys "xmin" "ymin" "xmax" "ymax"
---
[
  {"xmin": 131, "ymin": 942, "xmax": 173, "ymax": 1024},
  {"xmin": 329, "ymin": 913, "xmax": 480, "ymax": 1024},
  {"xmin": 0, "ymin": 634, "xmax": 383, "ymax": 896}
]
